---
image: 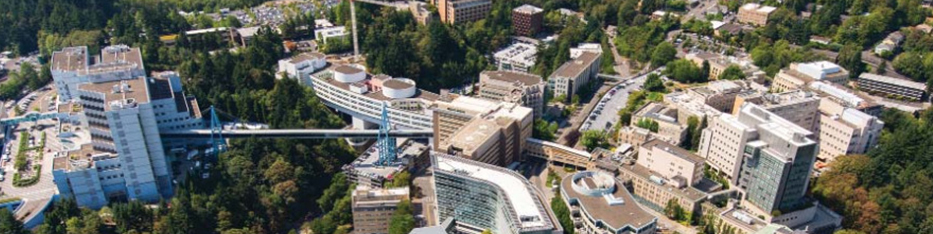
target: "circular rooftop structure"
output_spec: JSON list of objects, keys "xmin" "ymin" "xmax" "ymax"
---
[
  {"xmin": 333, "ymin": 64, "xmax": 366, "ymax": 83},
  {"xmin": 382, "ymin": 78, "xmax": 417, "ymax": 99},
  {"xmin": 570, "ymin": 171, "xmax": 617, "ymax": 197}
]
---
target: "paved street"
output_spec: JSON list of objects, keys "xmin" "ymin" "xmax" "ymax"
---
[{"xmin": 412, "ymin": 168, "xmax": 437, "ymax": 227}]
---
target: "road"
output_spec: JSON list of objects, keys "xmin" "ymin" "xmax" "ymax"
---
[
  {"xmin": 580, "ymin": 74, "xmax": 648, "ymax": 133},
  {"xmin": 605, "ymin": 27, "xmax": 632, "ymax": 77},
  {"xmin": 412, "ymin": 168, "xmax": 437, "ymax": 227}
]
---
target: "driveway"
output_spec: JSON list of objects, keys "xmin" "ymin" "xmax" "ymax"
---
[{"xmin": 579, "ymin": 70, "xmax": 657, "ymax": 134}]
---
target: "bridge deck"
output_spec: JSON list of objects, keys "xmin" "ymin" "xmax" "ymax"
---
[{"xmin": 160, "ymin": 129, "xmax": 434, "ymax": 139}]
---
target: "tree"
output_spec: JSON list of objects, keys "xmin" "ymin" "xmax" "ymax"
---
[
  {"xmin": 643, "ymin": 73, "xmax": 664, "ymax": 92},
  {"xmin": 388, "ymin": 200, "xmax": 415, "ymax": 234},
  {"xmin": 635, "ymin": 118, "xmax": 660, "ymax": 132},
  {"xmin": 877, "ymin": 61, "xmax": 887, "ymax": 74},
  {"xmin": 893, "ymin": 52, "xmax": 926, "ymax": 81},
  {"xmin": 691, "ymin": 117, "xmax": 706, "ymax": 151},
  {"xmin": 651, "ymin": 42, "xmax": 677, "ymax": 68},
  {"xmin": 718, "ymin": 65, "xmax": 746, "ymax": 80},
  {"xmin": 551, "ymin": 194, "xmax": 575, "ymax": 234},
  {"xmin": 0, "ymin": 209, "xmax": 26, "ymax": 234},
  {"xmin": 664, "ymin": 59, "xmax": 706, "ymax": 83},
  {"xmin": 389, "ymin": 170, "xmax": 411, "ymax": 188},
  {"xmin": 581, "ymin": 130, "xmax": 609, "ymax": 151},
  {"xmin": 533, "ymin": 119, "xmax": 557, "ymax": 141},
  {"xmin": 838, "ymin": 43, "xmax": 865, "ymax": 79},
  {"xmin": 681, "ymin": 116, "xmax": 700, "ymax": 150}
]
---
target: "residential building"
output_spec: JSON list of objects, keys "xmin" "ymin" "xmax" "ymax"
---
[
  {"xmin": 548, "ymin": 51, "xmax": 601, "ymax": 98},
  {"xmin": 857, "ymin": 73, "xmax": 927, "ymax": 101},
  {"xmin": 807, "ymin": 81, "xmax": 883, "ymax": 116},
  {"xmin": 277, "ymin": 52, "xmax": 327, "ymax": 81},
  {"xmin": 636, "ymin": 140, "xmax": 704, "ymax": 186},
  {"xmin": 436, "ymin": 0, "xmax": 492, "ymax": 24},
  {"xmin": 51, "ymin": 45, "xmax": 146, "ymax": 102},
  {"xmin": 814, "ymin": 104, "xmax": 883, "ymax": 163},
  {"xmin": 631, "ymin": 103, "xmax": 688, "ymax": 145},
  {"xmin": 512, "ymin": 5, "xmax": 543, "ymax": 36},
  {"xmin": 737, "ymin": 3, "xmax": 777, "ymax": 26},
  {"xmin": 733, "ymin": 90, "xmax": 820, "ymax": 131},
  {"xmin": 433, "ymin": 96, "xmax": 532, "ymax": 166},
  {"xmin": 352, "ymin": 186, "xmax": 410, "ymax": 234},
  {"xmin": 559, "ymin": 171, "xmax": 657, "ymax": 234},
  {"xmin": 493, "ymin": 42, "xmax": 538, "ymax": 73},
  {"xmin": 698, "ymin": 103, "xmax": 817, "ymax": 193},
  {"xmin": 478, "ymin": 70, "xmax": 546, "ymax": 117},
  {"xmin": 410, "ymin": 1, "xmax": 436, "ymax": 25},
  {"xmin": 874, "ymin": 31, "xmax": 905, "ymax": 55},
  {"xmin": 772, "ymin": 61, "xmax": 849, "ymax": 92},
  {"xmin": 53, "ymin": 73, "xmax": 203, "ymax": 209},
  {"xmin": 433, "ymin": 153, "xmax": 562, "ymax": 234}
]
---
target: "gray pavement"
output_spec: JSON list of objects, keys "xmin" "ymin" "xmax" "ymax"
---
[
  {"xmin": 580, "ymin": 72, "xmax": 651, "ymax": 133},
  {"xmin": 0, "ymin": 117, "xmax": 61, "ymax": 220}
]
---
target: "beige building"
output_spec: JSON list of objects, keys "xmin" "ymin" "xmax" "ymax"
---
[
  {"xmin": 433, "ymin": 96, "xmax": 533, "ymax": 166},
  {"xmin": 772, "ymin": 61, "xmax": 849, "ymax": 93},
  {"xmin": 560, "ymin": 171, "xmax": 658, "ymax": 234},
  {"xmin": 632, "ymin": 103, "xmax": 688, "ymax": 145},
  {"xmin": 436, "ymin": 0, "xmax": 491, "ymax": 24},
  {"xmin": 664, "ymin": 92, "xmax": 724, "ymax": 125},
  {"xmin": 637, "ymin": 140, "xmax": 705, "ymax": 186},
  {"xmin": 478, "ymin": 71, "xmax": 546, "ymax": 118},
  {"xmin": 548, "ymin": 51, "xmax": 601, "ymax": 98},
  {"xmin": 707, "ymin": 56, "xmax": 760, "ymax": 80},
  {"xmin": 618, "ymin": 163, "xmax": 711, "ymax": 215},
  {"xmin": 618, "ymin": 126, "xmax": 655, "ymax": 149},
  {"xmin": 733, "ymin": 90, "xmax": 820, "ymax": 131},
  {"xmin": 807, "ymin": 81, "xmax": 884, "ymax": 116},
  {"xmin": 409, "ymin": 1, "xmax": 436, "ymax": 25},
  {"xmin": 351, "ymin": 186, "xmax": 410, "ymax": 234},
  {"xmin": 737, "ymin": 3, "xmax": 777, "ymax": 26},
  {"xmin": 686, "ymin": 80, "xmax": 750, "ymax": 113},
  {"xmin": 814, "ymin": 102, "xmax": 883, "ymax": 163}
]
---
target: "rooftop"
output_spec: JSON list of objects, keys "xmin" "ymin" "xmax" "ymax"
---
[
  {"xmin": 859, "ymin": 73, "xmax": 927, "ymax": 90},
  {"xmin": 493, "ymin": 42, "xmax": 538, "ymax": 68},
  {"xmin": 807, "ymin": 81, "xmax": 865, "ymax": 108},
  {"xmin": 551, "ymin": 52, "xmax": 599, "ymax": 79},
  {"xmin": 77, "ymin": 77, "xmax": 151, "ymax": 111},
  {"xmin": 642, "ymin": 139, "xmax": 704, "ymax": 164},
  {"xmin": 434, "ymin": 153, "xmax": 557, "ymax": 231},
  {"xmin": 513, "ymin": 4, "xmax": 543, "ymax": 14},
  {"xmin": 738, "ymin": 103, "xmax": 816, "ymax": 147},
  {"xmin": 481, "ymin": 70, "xmax": 543, "ymax": 86},
  {"xmin": 287, "ymin": 52, "xmax": 326, "ymax": 64},
  {"xmin": 620, "ymin": 164, "xmax": 714, "ymax": 201},
  {"xmin": 561, "ymin": 171, "xmax": 657, "ymax": 230},
  {"xmin": 344, "ymin": 139, "xmax": 428, "ymax": 182},
  {"xmin": 52, "ymin": 45, "xmax": 144, "ymax": 75}
]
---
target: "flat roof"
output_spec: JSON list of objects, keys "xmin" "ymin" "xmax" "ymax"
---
[
  {"xmin": 642, "ymin": 139, "xmax": 705, "ymax": 164},
  {"xmin": 383, "ymin": 79, "xmax": 414, "ymax": 90},
  {"xmin": 493, "ymin": 42, "xmax": 538, "ymax": 67},
  {"xmin": 859, "ymin": 73, "xmax": 927, "ymax": 90},
  {"xmin": 561, "ymin": 171, "xmax": 657, "ymax": 230},
  {"xmin": 443, "ymin": 118, "xmax": 499, "ymax": 152},
  {"xmin": 620, "ymin": 164, "xmax": 711, "ymax": 201},
  {"xmin": 738, "ymin": 103, "xmax": 816, "ymax": 146},
  {"xmin": 435, "ymin": 154, "xmax": 556, "ymax": 230},
  {"xmin": 288, "ymin": 52, "xmax": 326, "ymax": 64},
  {"xmin": 513, "ymin": 4, "xmax": 543, "ymax": 14},
  {"xmin": 481, "ymin": 70, "xmax": 543, "ymax": 86},
  {"xmin": 77, "ymin": 77, "xmax": 150, "ymax": 111},
  {"xmin": 51, "ymin": 47, "xmax": 89, "ymax": 72},
  {"xmin": 551, "ymin": 52, "xmax": 599, "ymax": 79}
]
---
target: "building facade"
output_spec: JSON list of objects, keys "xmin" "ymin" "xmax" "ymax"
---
[
  {"xmin": 548, "ymin": 51, "xmax": 601, "ymax": 99},
  {"xmin": 512, "ymin": 5, "xmax": 543, "ymax": 36},
  {"xmin": 559, "ymin": 171, "xmax": 657, "ymax": 234},
  {"xmin": 733, "ymin": 90, "xmax": 820, "ymax": 131},
  {"xmin": 433, "ymin": 96, "xmax": 533, "ymax": 166},
  {"xmin": 478, "ymin": 71, "xmax": 546, "ymax": 117},
  {"xmin": 857, "ymin": 73, "xmax": 927, "ymax": 101},
  {"xmin": 277, "ymin": 52, "xmax": 326, "ymax": 81},
  {"xmin": 814, "ymin": 104, "xmax": 883, "ymax": 163},
  {"xmin": 772, "ymin": 62, "xmax": 848, "ymax": 93},
  {"xmin": 737, "ymin": 3, "xmax": 776, "ymax": 26},
  {"xmin": 433, "ymin": 153, "xmax": 562, "ymax": 234},
  {"xmin": 493, "ymin": 42, "xmax": 538, "ymax": 73},
  {"xmin": 51, "ymin": 45, "xmax": 147, "ymax": 102},
  {"xmin": 436, "ymin": 0, "xmax": 492, "ymax": 24},
  {"xmin": 352, "ymin": 186, "xmax": 410, "ymax": 234},
  {"xmin": 636, "ymin": 140, "xmax": 704, "ymax": 186}
]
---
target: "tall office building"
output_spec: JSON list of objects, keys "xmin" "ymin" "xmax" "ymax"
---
[
  {"xmin": 51, "ymin": 45, "xmax": 147, "ymax": 102},
  {"xmin": 733, "ymin": 90, "xmax": 820, "ymax": 131},
  {"xmin": 352, "ymin": 186, "xmax": 410, "ymax": 234},
  {"xmin": 432, "ymin": 153, "xmax": 562, "ymax": 234},
  {"xmin": 814, "ymin": 102, "xmax": 883, "ymax": 163},
  {"xmin": 512, "ymin": 5, "xmax": 543, "ymax": 36},
  {"xmin": 432, "ymin": 96, "xmax": 532, "ymax": 166},
  {"xmin": 436, "ymin": 0, "xmax": 492, "ymax": 24},
  {"xmin": 548, "ymin": 51, "xmax": 601, "ymax": 98},
  {"xmin": 698, "ymin": 103, "xmax": 817, "ymax": 216},
  {"xmin": 478, "ymin": 70, "xmax": 545, "ymax": 117}
]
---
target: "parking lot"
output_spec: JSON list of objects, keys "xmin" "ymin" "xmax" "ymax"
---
[{"xmin": 579, "ymin": 72, "xmax": 651, "ymax": 133}]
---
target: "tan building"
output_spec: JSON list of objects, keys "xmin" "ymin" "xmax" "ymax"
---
[
  {"xmin": 478, "ymin": 70, "xmax": 546, "ymax": 118},
  {"xmin": 632, "ymin": 103, "xmax": 688, "ymax": 145},
  {"xmin": 737, "ymin": 3, "xmax": 777, "ymax": 26},
  {"xmin": 433, "ymin": 96, "xmax": 533, "ymax": 166},
  {"xmin": 686, "ymin": 80, "xmax": 749, "ymax": 113},
  {"xmin": 814, "ymin": 102, "xmax": 883, "ymax": 163},
  {"xmin": 512, "ymin": 4, "xmax": 543, "ymax": 36},
  {"xmin": 772, "ymin": 61, "xmax": 849, "ymax": 92},
  {"xmin": 637, "ymin": 140, "xmax": 705, "ymax": 186},
  {"xmin": 524, "ymin": 138, "xmax": 596, "ymax": 169},
  {"xmin": 618, "ymin": 163, "xmax": 711, "ymax": 215},
  {"xmin": 409, "ymin": 1, "xmax": 436, "ymax": 25},
  {"xmin": 807, "ymin": 81, "xmax": 884, "ymax": 116},
  {"xmin": 707, "ymin": 56, "xmax": 760, "ymax": 80},
  {"xmin": 664, "ymin": 92, "xmax": 724, "ymax": 125},
  {"xmin": 733, "ymin": 90, "xmax": 820, "ymax": 131},
  {"xmin": 351, "ymin": 186, "xmax": 410, "ymax": 234},
  {"xmin": 617, "ymin": 126, "xmax": 655, "ymax": 149},
  {"xmin": 436, "ymin": 0, "xmax": 492, "ymax": 24},
  {"xmin": 559, "ymin": 171, "xmax": 658, "ymax": 234},
  {"xmin": 548, "ymin": 51, "xmax": 601, "ymax": 98}
]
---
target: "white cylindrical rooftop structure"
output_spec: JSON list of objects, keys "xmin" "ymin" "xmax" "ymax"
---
[
  {"xmin": 333, "ymin": 64, "xmax": 366, "ymax": 83},
  {"xmin": 310, "ymin": 52, "xmax": 327, "ymax": 70},
  {"xmin": 382, "ymin": 78, "xmax": 417, "ymax": 99}
]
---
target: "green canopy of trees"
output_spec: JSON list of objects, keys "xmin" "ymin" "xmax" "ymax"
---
[
  {"xmin": 717, "ymin": 65, "xmax": 745, "ymax": 81},
  {"xmin": 581, "ymin": 130, "xmax": 610, "ymax": 151},
  {"xmin": 664, "ymin": 59, "xmax": 706, "ymax": 83}
]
